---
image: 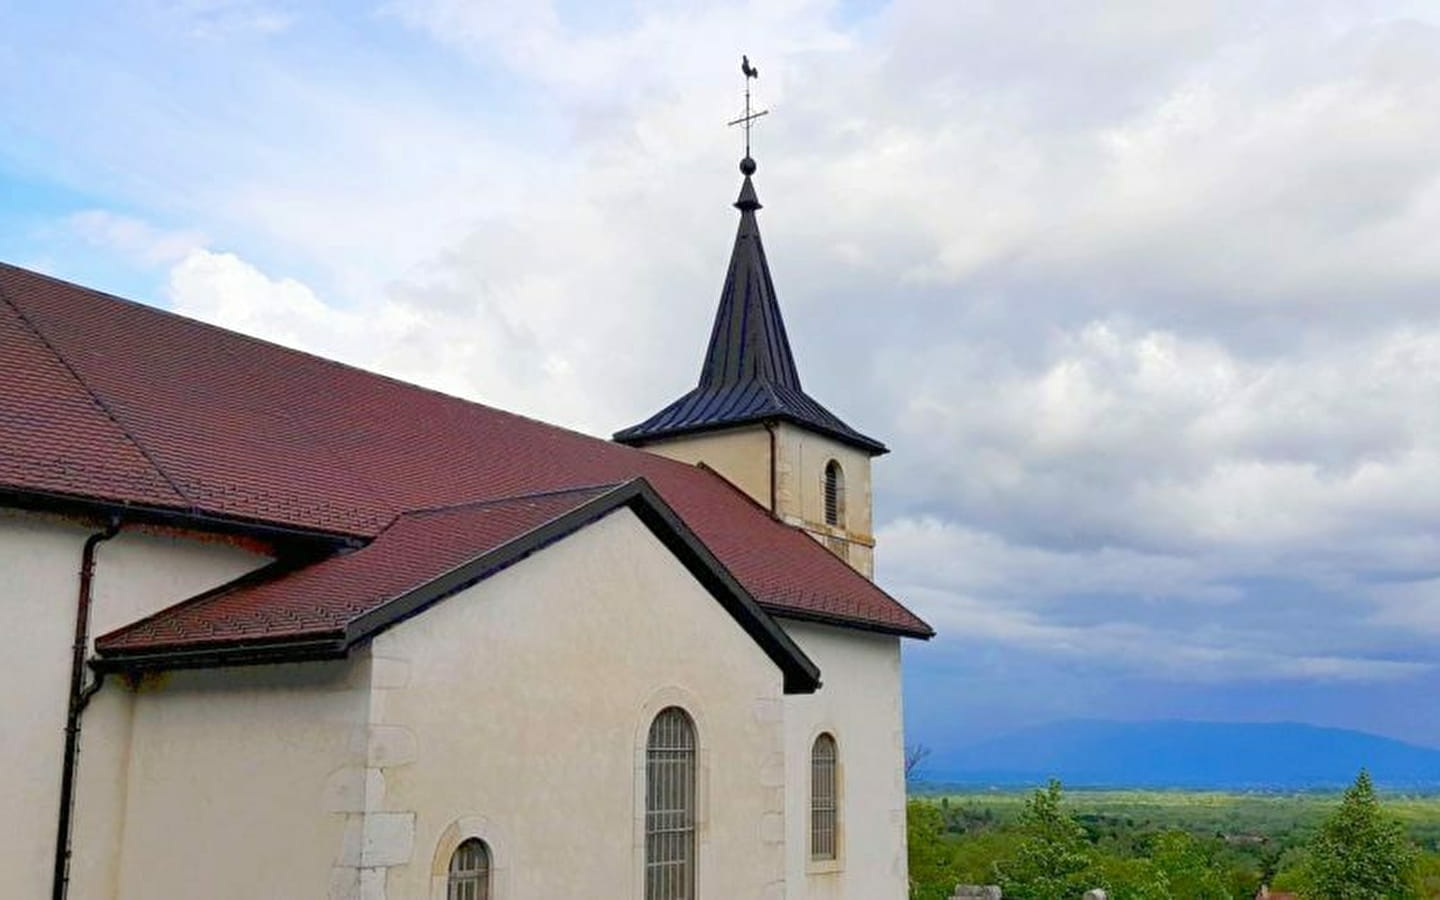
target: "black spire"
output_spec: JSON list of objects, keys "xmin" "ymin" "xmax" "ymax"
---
[{"xmin": 614, "ymin": 161, "xmax": 887, "ymax": 455}]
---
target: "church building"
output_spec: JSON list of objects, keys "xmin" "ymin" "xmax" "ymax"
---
[{"xmin": 1, "ymin": 151, "xmax": 932, "ymax": 899}]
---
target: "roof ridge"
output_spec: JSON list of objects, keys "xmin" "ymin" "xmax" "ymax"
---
[
  {"xmin": 0, "ymin": 274, "xmax": 193, "ymax": 508},
  {"xmin": 395, "ymin": 481, "xmax": 630, "ymax": 520},
  {"xmin": 0, "ymin": 261, "xmax": 759, "ymax": 478}
]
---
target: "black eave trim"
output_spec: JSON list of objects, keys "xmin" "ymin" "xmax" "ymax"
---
[{"xmin": 94, "ymin": 478, "xmax": 823, "ymax": 694}]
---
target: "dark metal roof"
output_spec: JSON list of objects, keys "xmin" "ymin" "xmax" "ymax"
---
[{"xmin": 614, "ymin": 174, "xmax": 887, "ymax": 455}]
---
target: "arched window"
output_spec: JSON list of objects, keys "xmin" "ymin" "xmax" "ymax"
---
[
  {"xmin": 823, "ymin": 460, "xmax": 845, "ymax": 528},
  {"xmin": 646, "ymin": 707, "xmax": 697, "ymax": 900},
  {"xmin": 447, "ymin": 838, "xmax": 491, "ymax": 900},
  {"xmin": 811, "ymin": 733, "xmax": 838, "ymax": 860}
]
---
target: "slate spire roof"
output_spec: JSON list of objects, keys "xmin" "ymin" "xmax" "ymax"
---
[{"xmin": 614, "ymin": 167, "xmax": 887, "ymax": 455}]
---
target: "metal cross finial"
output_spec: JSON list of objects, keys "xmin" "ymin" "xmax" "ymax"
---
[{"xmin": 727, "ymin": 54, "xmax": 769, "ymax": 169}]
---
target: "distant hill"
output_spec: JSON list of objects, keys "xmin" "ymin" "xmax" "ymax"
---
[{"xmin": 925, "ymin": 720, "xmax": 1440, "ymax": 790}]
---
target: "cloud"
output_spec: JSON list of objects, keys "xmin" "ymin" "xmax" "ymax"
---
[
  {"xmin": 912, "ymin": 584, "xmax": 1428, "ymax": 685},
  {"xmin": 164, "ymin": 0, "xmax": 296, "ymax": 38},
  {"xmin": 68, "ymin": 211, "xmax": 206, "ymax": 266},
  {"xmin": 9, "ymin": 0, "xmax": 1440, "ymax": 735},
  {"xmin": 884, "ymin": 519, "xmax": 1432, "ymax": 686}
]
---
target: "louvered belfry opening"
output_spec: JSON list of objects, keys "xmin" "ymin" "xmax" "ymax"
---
[
  {"xmin": 447, "ymin": 838, "xmax": 491, "ymax": 900},
  {"xmin": 646, "ymin": 707, "xmax": 697, "ymax": 899},
  {"xmin": 824, "ymin": 460, "xmax": 845, "ymax": 527},
  {"xmin": 811, "ymin": 733, "xmax": 838, "ymax": 860}
]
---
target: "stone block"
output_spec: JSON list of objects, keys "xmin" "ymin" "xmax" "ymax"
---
[
  {"xmin": 370, "ymin": 656, "xmax": 411, "ymax": 689},
  {"xmin": 364, "ymin": 725, "xmax": 417, "ymax": 768},
  {"xmin": 760, "ymin": 811, "xmax": 785, "ymax": 844},
  {"xmin": 359, "ymin": 867, "xmax": 388, "ymax": 900},
  {"xmin": 362, "ymin": 812, "xmax": 415, "ymax": 868},
  {"xmin": 950, "ymin": 886, "xmax": 1002, "ymax": 900},
  {"xmin": 322, "ymin": 766, "xmax": 385, "ymax": 813},
  {"xmin": 327, "ymin": 865, "xmax": 360, "ymax": 899}
]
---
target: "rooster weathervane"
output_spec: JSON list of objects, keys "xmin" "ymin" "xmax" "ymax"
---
[{"xmin": 727, "ymin": 54, "xmax": 769, "ymax": 172}]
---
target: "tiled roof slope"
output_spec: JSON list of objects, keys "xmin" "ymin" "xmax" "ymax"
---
[
  {"xmin": 100, "ymin": 486, "xmax": 621, "ymax": 653},
  {"xmin": 0, "ymin": 262, "xmax": 932, "ymax": 642},
  {"xmin": 614, "ymin": 175, "xmax": 887, "ymax": 454}
]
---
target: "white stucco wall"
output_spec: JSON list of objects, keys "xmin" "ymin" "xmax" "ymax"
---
[
  {"xmin": 370, "ymin": 507, "xmax": 790, "ymax": 900},
  {"xmin": 0, "ymin": 509, "xmax": 270, "ymax": 899},
  {"xmin": 779, "ymin": 618, "xmax": 908, "ymax": 900},
  {"xmin": 113, "ymin": 660, "xmax": 370, "ymax": 900},
  {"xmin": 2, "ymin": 503, "xmax": 910, "ymax": 900}
]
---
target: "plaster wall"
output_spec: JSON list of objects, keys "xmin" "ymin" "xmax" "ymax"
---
[
  {"xmin": 371, "ymin": 507, "xmax": 790, "ymax": 900},
  {"xmin": 774, "ymin": 424, "xmax": 875, "ymax": 577},
  {"xmin": 639, "ymin": 424, "xmax": 773, "ymax": 509},
  {"xmin": 0, "ymin": 509, "xmax": 269, "ymax": 899},
  {"xmin": 113, "ymin": 660, "xmax": 369, "ymax": 900},
  {"xmin": 779, "ymin": 619, "xmax": 907, "ymax": 900}
]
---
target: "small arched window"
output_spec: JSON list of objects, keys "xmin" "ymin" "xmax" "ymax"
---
[
  {"xmin": 823, "ymin": 460, "xmax": 845, "ymax": 528},
  {"xmin": 447, "ymin": 838, "xmax": 491, "ymax": 900},
  {"xmin": 811, "ymin": 733, "xmax": 838, "ymax": 860},
  {"xmin": 646, "ymin": 707, "xmax": 697, "ymax": 899}
]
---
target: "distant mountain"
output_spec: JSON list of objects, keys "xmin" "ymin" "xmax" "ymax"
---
[{"xmin": 926, "ymin": 720, "xmax": 1440, "ymax": 789}]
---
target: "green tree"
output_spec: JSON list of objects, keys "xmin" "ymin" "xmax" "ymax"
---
[
  {"xmin": 995, "ymin": 779, "xmax": 1095, "ymax": 899},
  {"xmin": 1149, "ymin": 830, "xmax": 1232, "ymax": 899},
  {"xmin": 1089, "ymin": 852, "xmax": 1170, "ymax": 900},
  {"xmin": 1304, "ymin": 769, "xmax": 1417, "ymax": 900},
  {"xmin": 907, "ymin": 799, "xmax": 960, "ymax": 900}
]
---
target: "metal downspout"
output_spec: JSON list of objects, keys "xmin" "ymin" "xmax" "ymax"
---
[{"xmin": 52, "ymin": 517, "xmax": 120, "ymax": 900}]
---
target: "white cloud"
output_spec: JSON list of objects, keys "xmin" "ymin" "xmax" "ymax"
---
[
  {"xmin": 12, "ymin": 0, "xmax": 1440, "ymax": 702},
  {"xmin": 67, "ymin": 211, "xmax": 206, "ymax": 266}
]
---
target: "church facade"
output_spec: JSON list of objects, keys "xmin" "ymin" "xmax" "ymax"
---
[{"xmin": 0, "ymin": 160, "xmax": 931, "ymax": 899}]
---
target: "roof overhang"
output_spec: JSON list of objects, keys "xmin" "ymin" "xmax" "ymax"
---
[
  {"xmin": 93, "ymin": 478, "xmax": 824, "ymax": 695},
  {"xmin": 615, "ymin": 411, "xmax": 889, "ymax": 456}
]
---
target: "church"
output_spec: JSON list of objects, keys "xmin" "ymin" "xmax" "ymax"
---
[{"xmin": 1, "ymin": 150, "xmax": 932, "ymax": 899}]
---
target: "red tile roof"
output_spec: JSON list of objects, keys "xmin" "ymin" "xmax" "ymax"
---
[
  {"xmin": 100, "ymin": 486, "xmax": 620, "ymax": 653},
  {"xmin": 1, "ymin": 262, "xmax": 933, "ymax": 649}
]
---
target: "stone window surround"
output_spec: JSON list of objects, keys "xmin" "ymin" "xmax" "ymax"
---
[
  {"xmin": 805, "ymin": 723, "xmax": 845, "ymax": 876},
  {"xmin": 632, "ymin": 686, "xmax": 711, "ymax": 899},
  {"xmin": 430, "ymin": 816, "xmax": 510, "ymax": 900}
]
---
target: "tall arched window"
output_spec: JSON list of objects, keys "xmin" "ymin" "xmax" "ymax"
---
[
  {"xmin": 811, "ymin": 733, "xmax": 838, "ymax": 860},
  {"xmin": 646, "ymin": 707, "xmax": 697, "ymax": 899},
  {"xmin": 823, "ymin": 460, "xmax": 845, "ymax": 528},
  {"xmin": 447, "ymin": 838, "xmax": 491, "ymax": 900}
]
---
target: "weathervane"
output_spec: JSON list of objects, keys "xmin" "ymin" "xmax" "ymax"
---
[{"xmin": 727, "ymin": 55, "xmax": 769, "ymax": 174}]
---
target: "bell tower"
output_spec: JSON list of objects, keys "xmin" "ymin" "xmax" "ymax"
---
[{"xmin": 614, "ymin": 146, "xmax": 887, "ymax": 577}]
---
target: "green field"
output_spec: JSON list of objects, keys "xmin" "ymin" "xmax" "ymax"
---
[
  {"xmin": 906, "ymin": 786, "xmax": 1440, "ymax": 899},
  {"xmin": 913, "ymin": 787, "xmax": 1440, "ymax": 849}
]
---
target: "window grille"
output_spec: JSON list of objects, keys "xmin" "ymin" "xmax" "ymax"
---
[
  {"xmin": 447, "ymin": 838, "xmax": 491, "ymax": 900},
  {"xmin": 824, "ymin": 461, "xmax": 845, "ymax": 527},
  {"xmin": 811, "ymin": 733, "xmax": 838, "ymax": 860},
  {"xmin": 646, "ymin": 707, "xmax": 697, "ymax": 900}
]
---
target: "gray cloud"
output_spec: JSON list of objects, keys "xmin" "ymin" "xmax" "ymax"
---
[{"xmin": 11, "ymin": 0, "xmax": 1440, "ymax": 736}]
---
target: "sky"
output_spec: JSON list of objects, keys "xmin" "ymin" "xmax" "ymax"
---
[{"xmin": 7, "ymin": 0, "xmax": 1440, "ymax": 752}]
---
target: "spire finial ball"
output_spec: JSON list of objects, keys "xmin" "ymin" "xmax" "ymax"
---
[{"xmin": 740, "ymin": 156, "xmax": 757, "ymax": 176}]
